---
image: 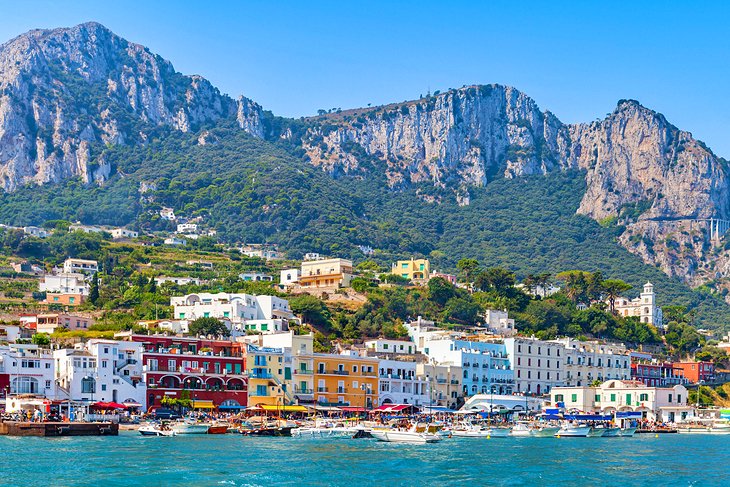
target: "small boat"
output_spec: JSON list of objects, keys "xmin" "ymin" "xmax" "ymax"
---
[
  {"xmin": 139, "ymin": 425, "xmax": 176, "ymax": 437},
  {"xmin": 370, "ymin": 428, "xmax": 441, "ymax": 444},
  {"xmin": 171, "ymin": 421, "xmax": 210, "ymax": 435},
  {"xmin": 602, "ymin": 427, "xmax": 621, "ymax": 437},
  {"xmin": 240, "ymin": 426, "xmax": 294, "ymax": 437},
  {"xmin": 510, "ymin": 422, "xmax": 561, "ymax": 438},
  {"xmin": 483, "ymin": 427, "xmax": 510, "ymax": 438},
  {"xmin": 292, "ymin": 426, "xmax": 356, "ymax": 438},
  {"xmin": 677, "ymin": 420, "xmax": 730, "ymax": 434},
  {"xmin": 451, "ymin": 427, "xmax": 491, "ymax": 438},
  {"xmin": 207, "ymin": 424, "xmax": 229, "ymax": 434},
  {"xmin": 556, "ymin": 424, "xmax": 592, "ymax": 437}
]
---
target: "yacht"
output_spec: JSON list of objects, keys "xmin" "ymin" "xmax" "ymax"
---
[
  {"xmin": 171, "ymin": 421, "xmax": 210, "ymax": 435},
  {"xmin": 139, "ymin": 424, "xmax": 177, "ymax": 437},
  {"xmin": 677, "ymin": 419, "xmax": 730, "ymax": 434}
]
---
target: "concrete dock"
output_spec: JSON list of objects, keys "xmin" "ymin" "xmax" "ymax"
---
[{"xmin": 0, "ymin": 421, "xmax": 119, "ymax": 437}]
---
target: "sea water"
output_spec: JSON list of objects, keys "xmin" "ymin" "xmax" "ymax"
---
[{"xmin": 0, "ymin": 432, "xmax": 727, "ymax": 486}]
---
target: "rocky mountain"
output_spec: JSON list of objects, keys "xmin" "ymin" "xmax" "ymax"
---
[
  {"xmin": 0, "ymin": 22, "xmax": 262, "ymax": 191},
  {"xmin": 1, "ymin": 22, "xmax": 729, "ymax": 288},
  {"xmin": 301, "ymin": 89, "xmax": 730, "ymax": 285}
]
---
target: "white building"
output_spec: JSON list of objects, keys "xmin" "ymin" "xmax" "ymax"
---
[
  {"xmin": 160, "ymin": 208, "xmax": 176, "ymax": 221},
  {"xmin": 504, "ymin": 337, "xmax": 565, "ymax": 395},
  {"xmin": 613, "ymin": 282, "xmax": 663, "ymax": 327},
  {"xmin": 551, "ymin": 338, "xmax": 631, "ymax": 387},
  {"xmin": 111, "ymin": 228, "xmax": 138, "ymax": 239},
  {"xmin": 171, "ymin": 293, "xmax": 295, "ymax": 334},
  {"xmin": 550, "ymin": 380, "xmax": 689, "ymax": 422},
  {"xmin": 364, "ymin": 339, "xmax": 417, "ymax": 355},
  {"xmin": 154, "ymin": 276, "xmax": 202, "ymax": 287},
  {"xmin": 484, "ymin": 309, "xmax": 516, "ymax": 337},
  {"xmin": 62, "ymin": 258, "xmax": 98, "ymax": 276},
  {"xmin": 0, "ymin": 343, "xmax": 56, "ymax": 397},
  {"xmin": 69, "ymin": 224, "xmax": 104, "ymax": 234},
  {"xmin": 23, "ymin": 226, "xmax": 48, "ymax": 238},
  {"xmin": 177, "ymin": 223, "xmax": 198, "ymax": 233},
  {"xmin": 279, "ymin": 269, "xmax": 300, "ymax": 287},
  {"xmin": 377, "ymin": 358, "xmax": 429, "ymax": 406},
  {"xmin": 164, "ymin": 237, "xmax": 187, "ymax": 246},
  {"xmin": 55, "ymin": 339, "xmax": 145, "ymax": 405},
  {"xmin": 39, "ymin": 273, "xmax": 89, "ymax": 296}
]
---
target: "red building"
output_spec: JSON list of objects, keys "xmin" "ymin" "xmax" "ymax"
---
[
  {"xmin": 673, "ymin": 361, "xmax": 715, "ymax": 384},
  {"xmin": 631, "ymin": 362, "xmax": 687, "ymax": 387},
  {"xmin": 130, "ymin": 335, "xmax": 248, "ymax": 411}
]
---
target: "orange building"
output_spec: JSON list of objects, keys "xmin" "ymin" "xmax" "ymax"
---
[
  {"xmin": 309, "ymin": 352, "xmax": 379, "ymax": 410},
  {"xmin": 673, "ymin": 361, "xmax": 715, "ymax": 384},
  {"xmin": 45, "ymin": 293, "xmax": 84, "ymax": 306}
]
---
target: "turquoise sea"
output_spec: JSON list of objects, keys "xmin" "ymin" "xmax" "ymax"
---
[{"xmin": 0, "ymin": 432, "xmax": 728, "ymax": 486}]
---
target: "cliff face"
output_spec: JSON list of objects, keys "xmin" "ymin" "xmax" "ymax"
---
[
  {"xmin": 300, "ymin": 89, "xmax": 730, "ymax": 285},
  {"xmin": 302, "ymin": 85, "xmax": 572, "ymax": 193},
  {"xmin": 0, "ymin": 22, "xmax": 262, "ymax": 190}
]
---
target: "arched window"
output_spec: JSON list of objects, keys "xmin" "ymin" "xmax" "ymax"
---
[
  {"xmin": 81, "ymin": 377, "xmax": 96, "ymax": 394},
  {"xmin": 11, "ymin": 377, "xmax": 39, "ymax": 394}
]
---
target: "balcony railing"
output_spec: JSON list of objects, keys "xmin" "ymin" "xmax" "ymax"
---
[
  {"xmin": 250, "ymin": 372, "xmax": 273, "ymax": 379},
  {"xmin": 295, "ymin": 369, "xmax": 314, "ymax": 375},
  {"xmin": 317, "ymin": 387, "xmax": 329, "ymax": 393},
  {"xmin": 294, "ymin": 387, "xmax": 314, "ymax": 394}
]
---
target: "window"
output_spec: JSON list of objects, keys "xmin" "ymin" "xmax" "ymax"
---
[
  {"xmin": 639, "ymin": 393, "xmax": 649, "ymax": 401},
  {"xmin": 668, "ymin": 394, "xmax": 673, "ymax": 403},
  {"xmin": 81, "ymin": 377, "xmax": 96, "ymax": 394},
  {"xmin": 12, "ymin": 377, "xmax": 39, "ymax": 394},
  {"xmin": 101, "ymin": 384, "xmax": 107, "ymax": 391},
  {"xmin": 626, "ymin": 394, "xmax": 632, "ymax": 405},
  {"xmin": 595, "ymin": 394, "xmax": 600, "ymax": 402},
  {"xmin": 555, "ymin": 394, "xmax": 564, "ymax": 402},
  {"xmin": 571, "ymin": 394, "xmax": 577, "ymax": 402},
  {"xmin": 101, "ymin": 360, "xmax": 108, "ymax": 368},
  {"xmin": 610, "ymin": 393, "xmax": 616, "ymax": 402}
]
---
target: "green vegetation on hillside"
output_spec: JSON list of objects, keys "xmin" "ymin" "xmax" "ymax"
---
[{"xmin": 0, "ymin": 122, "xmax": 729, "ymax": 330}]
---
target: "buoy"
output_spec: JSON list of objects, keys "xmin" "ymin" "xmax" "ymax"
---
[
  {"xmin": 556, "ymin": 435, "xmax": 560, "ymax": 438},
  {"xmin": 487, "ymin": 435, "xmax": 491, "ymax": 439},
  {"xmin": 655, "ymin": 434, "xmax": 659, "ymax": 438}
]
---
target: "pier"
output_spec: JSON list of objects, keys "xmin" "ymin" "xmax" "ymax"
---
[{"xmin": 0, "ymin": 421, "xmax": 118, "ymax": 437}]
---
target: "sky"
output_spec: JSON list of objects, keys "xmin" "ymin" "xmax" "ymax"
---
[{"xmin": 2, "ymin": 0, "xmax": 729, "ymax": 156}]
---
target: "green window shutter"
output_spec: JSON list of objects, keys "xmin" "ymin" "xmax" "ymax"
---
[
  {"xmin": 626, "ymin": 394, "xmax": 632, "ymax": 405},
  {"xmin": 285, "ymin": 367, "xmax": 292, "ymax": 380},
  {"xmin": 234, "ymin": 364, "xmax": 241, "ymax": 374},
  {"xmin": 610, "ymin": 393, "xmax": 616, "ymax": 401},
  {"xmin": 571, "ymin": 394, "xmax": 577, "ymax": 402}
]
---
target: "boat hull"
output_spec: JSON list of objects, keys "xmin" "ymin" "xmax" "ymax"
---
[
  {"xmin": 619, "ymin": 427, "xmax": 637, "ymax": 437},
  {"xmin": 556, "ymin": 425, "xmax": 592, "ymax": 437},
  {"xmin": 207, "ymin": 425, "xmax": 228, "ymax": 434},
  {"xmin": 370, "ymin": 430, "xmax": 441, "ymax": 443},
  {"xmin": 241, "ymin": 426, "xmax": 294, "ymax": 437},
  {"xmin": 171, "ymin": 423, "xmax": 210, "ymax": 435}
]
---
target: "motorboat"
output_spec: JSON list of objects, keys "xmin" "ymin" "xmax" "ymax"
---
[
  {"xmin": 555, "ymin": 424, "xmax": 592, "ymax": 437},
  {"xmin": 171, "ymin": 421, "xmax": 210, "ymax": 435},
  {"xmin": 450, "ymin": 427, "xmax": 491, "ymax": 438},
  {"xmin": 602, "ymin": 427, "xmax": 621, "ymax": 437},
  {"xmin": 677, "ymin": 419, "xmax": 730, "ymax": 434},
  {"xmin": 139, "ymin": 424, "xmax": 176, "ymax": 437},
  {"xmin": 207, "ymin": 423, "xmax": 229, "ymax": 434},
  {"xmin": 587, "ymin": 425, "xmax": 608, "ymax": 437},
  {"xmin": 510, "ymin": 422, "xmax": 561, "ymax": 438},
  {"xmin": 370, "ymin": 424, "xmax": 441, "ymax": 444},
  {"xmin": 240, "ymin": 425, "xmax": 294, "ymax": 437},
  {"xmin": 482, "ymin": 426, "xmax": 510, "ymax": 438},
  {"xmin": 292, "ymin": 426, "xmax": 356, "ymax": 438}
]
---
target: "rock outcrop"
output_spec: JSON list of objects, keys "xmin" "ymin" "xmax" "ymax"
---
[{"xmin": 0, "ymin": 22, "xmax": 262, "ymax": 190}]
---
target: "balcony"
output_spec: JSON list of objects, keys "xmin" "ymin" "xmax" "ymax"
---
[
  {"xmin": 295, "ymin": 369, "xmax": 314, "ymax": 375},
  {"xmin": 450, "ymin": 380, "xmax": 459, "ymax": 385},
  {"xmin": 317, "ymin": 387, "xmax": 329, "ymax": 393},
  {"xmin": 330, "ymin": 370, "xmax": 349, "ymax": 376},
  {"xmin": 294, "ymin": 387, "xmax": 314, "ymax": 394},
  {"xmin": 436, "ymin": 378, "xmax": 447, "ymax": 384},
  {"xmin": 250, "ymin": 372, "xmax": 273, "ymax": 379}
]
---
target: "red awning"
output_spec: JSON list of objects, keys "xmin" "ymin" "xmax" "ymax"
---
[
  {"xmin": 91, "ymin": 401, "xmax": 127, "ymax": 409},
  {"xmin": 338, "ymin": 406, "xmax": 366, "ymax": 412}
]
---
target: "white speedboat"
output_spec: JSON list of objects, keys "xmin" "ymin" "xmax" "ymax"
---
[
  {"xmin": 370, "ymin": 425, "xmax": 441, "ymax": 444},
  {"xmin": 451, "ymin": 427, "xmax": 491, "ymax": 438},
  {"xmin": 556, "ymin": 424, "xmax": 591, "ymax": 437},
  {"xmin": 139, "ymin": 425, "xmax": 176, "ymax": 437},
  {"xmin": 510, "ymin": 422, "xmax": 560, "ymax": 438},
  {"xmin": 171, "ymin": 421, "xmax": 210, "ymax": 435},
  {"xmin": 482, "ymin": 426, "xmax": 510, "ymax": 438},
  {"xmin": 677, "ymin": 420, "xmax": 730, "ymax": 434},
  {"xmin": 292, "ymin": 426, "xmax": 357, "ymax": 438}
]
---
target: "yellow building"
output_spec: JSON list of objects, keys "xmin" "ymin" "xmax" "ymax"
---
[
  {"xmin": 299, "ymin": 258, "xmax": 354, "ymax": 288},
  {"xmin": 392, "ymin": 258, "xmax": 430, "ymax": 282},
  {"xmin": 245, "ymin": 344, "xmax": 293, "ymax": 406},
  {"xmin": 309, "ymin": 353, "xmax": 379, "ymax": 410}
]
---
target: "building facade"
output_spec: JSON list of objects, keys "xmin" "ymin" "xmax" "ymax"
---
[
  {"xmin": 552, "ymin": 338, "xmax": 631, "ymax": 386},
  {"xmin": 0, "ymin": 344, "xmax": 56, "ymax": 398},
  {"xmin": 36, "ymin": 313, "xmax": 94, "ymax": 334},
  {"xmin": 299, "ymin": 258, "xmax": 354, "ymax": 289},
  {"xmin": 309, "ymin": 352, "xmax": 379, "ymax": 409},
  {"xmin": 631, "ymin": 361, "xmax": 688, "ymax": 387},
  {"xmin": 131, "ymin": 335, "xmax": 247, "ymax": 411},
  {"xmin": 673, "ymin": 361, "xmax": 715, "ymax": 384},
  {"xmin": 416, "ymin": 362, "xmax": 463, "ymax": 410},
  {"xmin": 613, "ymin": 282, "xmax": 663, "ymax": 327},
  {"xmin": 504, "ymin": 337, "xmax": 565, "ymax": 395},
  {"xmin": 62, "ymin": 258, "xmax": 98, "ymax": 276},
  {"xmin": 551, "ymin": 380, "xmax": 689, "ymax": 422},
  {"xmin": 392, "ymin": 258, "xmax": 430, "ymax": 282}
]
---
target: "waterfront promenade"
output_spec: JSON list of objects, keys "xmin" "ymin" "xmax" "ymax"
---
[{"xmin": 1, "ymin": 432, "xmax": 728, "ymax": 486}]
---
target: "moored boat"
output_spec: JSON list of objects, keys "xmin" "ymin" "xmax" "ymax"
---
[
  {"xmin": 619, "ymin": 427, "xmax": 637, "ymax": 437},
  {"xmin": 370, "ymin": 428, "xmax": 441, "ymax": 444},
  {"xmin": 207, "ymin": 424, "xmax": 229, "ymax": 434},
  {"xmin": 555, "ymin": 424, "xmax": 592, "ymax": 437},
  {"xmin": 171, "ymin": 421, "xmax": 210, "ymax": 435},
  {"xmin": 139, "ymin": 424, "xmax": 176, "ymax": 437}
]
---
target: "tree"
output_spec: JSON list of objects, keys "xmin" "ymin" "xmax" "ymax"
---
[
  {"xmin": 428, "ymin": 277, "xmax": 456, "ymax": 306},
  {"xmin": 474, "ymin": 267, "xmax": 516, "ymax": 294},
  {"xmin": 289, "ymin": 294, "xmax": 331, "ymax": 329},
  {"xmin": 89, "ymin": 272, "xmax": 100, "ymax": 304},
  {"xmin": 31, "ymin": 333, "xmax": 50, "ymax": 346},
  {"xmin": 456, "ymin": 258, "xmax": 480, "ymax": 283},
  {"xmin": 602, "ymin": 279, "xmax": 632, "ymax": 313},
  {"xmin": 188, "ymin": 317, "xmax": 228, "ymax": 337}
]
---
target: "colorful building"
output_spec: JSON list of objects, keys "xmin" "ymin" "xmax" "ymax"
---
[
  {"xmin": 130, "ymin": 335, "xmax": 247, "ymax": 411},
  {"xmin": 299, "ymin": 258, "xmax": 354, "ymax": 289},
  {"xmin": 673, "ymin": 361, "xmax": 715, "ymax": 384},
  {"xmin": 244, "ymin": 344, "xmax": 291, "ymax": 407},
  {"xmin": 392, "ymin": 258, "xmax": 430, "ymax": 282},
  {"xmin": 309, "ymin": 352, "xmax": 379, "ymax": 410},
  {"xmin": 631, "ymin": 361, "xmax": 687, "ymax": 387}
]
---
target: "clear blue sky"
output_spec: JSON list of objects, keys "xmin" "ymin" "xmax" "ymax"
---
[{"xmin": 2, "ymin": 0, "xmax": 729, "ymax": 156}]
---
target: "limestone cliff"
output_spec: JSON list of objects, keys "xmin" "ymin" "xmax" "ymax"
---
[
  {"xmin": 0, "ymin": 22, "xmax": 262, "ymax": 190},
  {"xmin": 300, "ymin": 89, "xmax": 730, "ymax": 286}
]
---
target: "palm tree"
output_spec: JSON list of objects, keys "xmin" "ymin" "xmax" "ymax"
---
[{"xmin": 602, "ymin": 279, "xmax": 632, "ymax": 314}]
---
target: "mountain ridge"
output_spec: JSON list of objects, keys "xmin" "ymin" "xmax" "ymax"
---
[{"xmin": 1, "ymin": 22, "xmax": 730, "ymax": 290}]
